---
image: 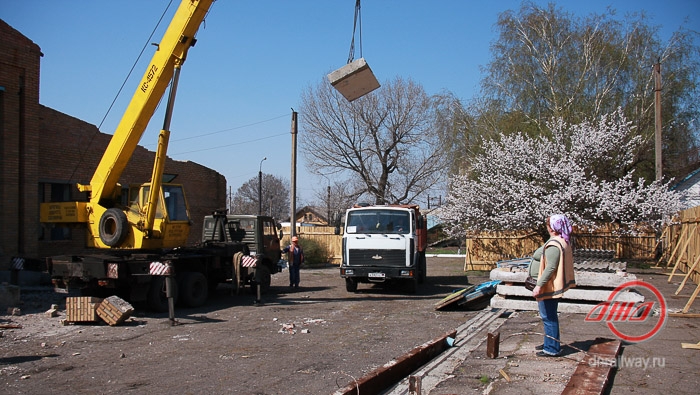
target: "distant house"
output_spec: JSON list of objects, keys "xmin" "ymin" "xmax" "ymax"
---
[
  {"xmin": 287, "ymin": 206, "xmax": 329, "ymax": 226},
  {"xmin": 672, "ymin": 168, "xmax": 700, "ymax": 209}
]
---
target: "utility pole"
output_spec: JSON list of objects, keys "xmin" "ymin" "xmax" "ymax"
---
[
  {"xmin": 654, "ymin": 62, "xmax": 663, "ymax": 181},
  {"xmin": 290, "ymin": 111, "xmax": 298, "ymax": 238},
  {"xmin": 258, "ymin": 157, "xmax": 266, "ymax": 215}
]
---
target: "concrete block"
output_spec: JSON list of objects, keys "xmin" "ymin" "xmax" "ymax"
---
[
  {"xmin": 489, "ymin": 294, "xmax": 598, "ymax": 314},
  {"xmin": 96, "ymin": 296, "xmax": 134, "ymax": 326},
  {"xmin": 496, "ymin": 284, "xmax": 645, "ymax": 303},
  {"xmin": 66, "ymin": 296, "xmax": 102, "ymax": 322},
  {"xmin": 327, "ymin": 58, "xmax": 380, "ymax": 102},
  {"xmin": 489, "ymin": 268, "xmax": 637, "ymax": 288}
]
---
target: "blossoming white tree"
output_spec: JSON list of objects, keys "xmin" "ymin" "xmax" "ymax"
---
[{"xmin": 440, "ymin": 110, "xmax": 684, "ymax": 238}]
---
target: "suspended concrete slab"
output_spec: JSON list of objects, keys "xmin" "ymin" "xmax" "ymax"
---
[{"xmin": 327, "ymin": 58, "xmax": 380, "ymax": 102}]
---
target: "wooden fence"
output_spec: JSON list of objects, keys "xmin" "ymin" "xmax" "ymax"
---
[
  {"xmin": 464, "ymin": 225, "xmax": 658, "ymax": 271},
  {"xmin": 281, "ymin": 226, "xmax": 343, "ymax": 265},
  {"xmin": 658, "ymin": 206, "xmax": 700, "ymax": 313}
]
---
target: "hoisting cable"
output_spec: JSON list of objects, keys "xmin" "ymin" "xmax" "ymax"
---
[
  {"xmin": 346, "ymin": 0, "xmax": 362, "ymax": 64},
  {"xmin": 98, "ymin": 0, "xmax": 175, "ymax": 130},
  {"xmin": 68, "ymin": 0, "xmax": 176, "ymax": 184}
]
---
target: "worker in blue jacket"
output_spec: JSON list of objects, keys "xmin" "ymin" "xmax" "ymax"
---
[{"xmin": 282, "ymin": 236, "xmax": 304, "ymax": 289}]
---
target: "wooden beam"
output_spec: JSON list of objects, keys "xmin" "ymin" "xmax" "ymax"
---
[
  {"xmin": 682, "ymin": 282, "xmax": 700, "ymax": 314},
  {"xmin": 681, "ymin": 341, "xmax": 700, "ymax": 349},
  {"xmin": 675, "ymin": 254, "xmax": 700, "ymax": 295},
  {"xmin": 668, "ymin": 224, "xmax": 697, "ymax": 282},
  {"xmin": 663, "ymin": 224, "xmax": 689, "ymax": 270},
  {"xmin": 669, "ymin": 313, "xmax": 700, "ymax": 318}
]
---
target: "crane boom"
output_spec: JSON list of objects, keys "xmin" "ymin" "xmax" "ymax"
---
[
  {"xmin": 40, "ymin": 0, "xmax": 214, "ymax": 250},
  {"xmin": 84, "ymin": 0, "xmax": 213, "ymax": 204}
]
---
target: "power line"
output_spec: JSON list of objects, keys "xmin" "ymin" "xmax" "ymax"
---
[
  {"xmin": 169, "ymin": 113, "xmax": 290, "ymax": 143},
  {"xmin": 171, "ymin": 132, "xmax": 288, "ymax": 155}
]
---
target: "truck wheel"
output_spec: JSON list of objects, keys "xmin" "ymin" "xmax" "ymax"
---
[
  {"xmin": 99, "ymin": 208, "xmax": 129, "ymax": 247},
  {"xmin": 256, "ymin": 265, "xmax": 271, "ymax": 293},
  {"xmin": 148, "ymin": 276, "xmax": 177, "ymax": 312},
  {"xmin": 345, "ymin": 278, "xmax": 358, "ymax": 292},
  {"xmin": 179, "ymin": 272, "xmax": 208, "ymax": 307},
  {"xmin": 418, "ymin": 254, "xmax": 427, "ymax": 284}
]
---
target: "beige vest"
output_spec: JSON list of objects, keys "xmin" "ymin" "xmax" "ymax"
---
[{"xmin": 536, "ymin": 236, "xmax": 575, "ymax": 300}]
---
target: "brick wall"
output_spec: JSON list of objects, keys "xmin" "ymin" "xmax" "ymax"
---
[
  {"xmin": 0, "ymin": 19, "xmax": 42, "ymax": 266},
  {"xmin": 1, "ymin": 19, "xmax": 227, "ymax": 267}
]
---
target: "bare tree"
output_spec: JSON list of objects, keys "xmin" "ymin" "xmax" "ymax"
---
[
  {"xmin": 300, "ymin": 77, "xmax": 449, "ymax": 205},
  {"xmin": 231, "ymin": 173, "xmax": 289, "ymax": 219},
  {"xmin": 310, "ymin": 177, "xmax": 358, "ymax": 225}
]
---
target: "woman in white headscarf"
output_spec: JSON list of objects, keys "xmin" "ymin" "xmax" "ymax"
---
[{"xmin": 532, "ymin": 214, "xmax": 576, "ymax": 356}]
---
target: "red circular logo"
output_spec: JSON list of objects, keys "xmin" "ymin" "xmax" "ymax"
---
[{"xmin": 585, "ymin": 280, "xmax": 667, "ymax": 343}]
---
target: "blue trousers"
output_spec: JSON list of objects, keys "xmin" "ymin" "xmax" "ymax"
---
[
  {"xmin": 538, "ymin": 298, "xmax": 561, "ymax": 355},
  {"xmin": 289, "ymin": 264, "xmax": 300, "ymax": 287}
]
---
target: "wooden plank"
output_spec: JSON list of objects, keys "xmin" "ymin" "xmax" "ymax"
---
[
  {"xmin": 669, "ymin": 312, "xmax": 700, "ymax": 318},
  {"xmin": 660, "ymin": 223, "xmax": 687, "ymax": 269},
  {"xmin": 434, "ymin": 287, "xmax": 472, "ymax": 311},
  {"xmin": 682, "ymin": 282, "xmax": 700, "ymax": 314},
  {"xmin": 675, "ymin": 254, "xmax": 700, "ymax": 295},
  {"xmin": 668, "ymin": 224, "xmax": 696, "ymax": 281},
  {"xmin": 681, "ymin": 341, "xmax": 700, "ymax": 349}
]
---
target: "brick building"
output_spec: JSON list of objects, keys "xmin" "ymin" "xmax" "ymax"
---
[{"xmin": 0, "ymin": 20, "xmax": 227, "ymax": 268}]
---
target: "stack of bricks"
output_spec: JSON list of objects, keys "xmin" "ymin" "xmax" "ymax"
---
[
  {"xmin": 96, "ymin": 296, "xmax": 134, "ymax": 326},
  {"xmin": 66, "ymin": 297, "xmax": 103, "ymax": 323}
]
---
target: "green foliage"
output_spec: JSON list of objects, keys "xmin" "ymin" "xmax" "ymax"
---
[
  {"xmin": 450, "ymin": 2, "xmax": 700, "ymax": 182},
  {"xmin": 298, "ymin": 238, "xmax": 330, "ymax": 265}
]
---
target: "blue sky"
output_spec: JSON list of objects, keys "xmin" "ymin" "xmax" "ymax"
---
[{"xmin": 3, "ymin": 0, "xmax": 699, "ymax": 206}]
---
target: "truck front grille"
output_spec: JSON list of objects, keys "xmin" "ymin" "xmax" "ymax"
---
[{"xmin": 347, "ymin": 249, "xmax": 406, "ymax": 267}]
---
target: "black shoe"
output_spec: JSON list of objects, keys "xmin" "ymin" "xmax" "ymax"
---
[
  {"xmin": 535, "ymin": 344, "xmax": 544, "ymax": 350},
  {"xmin": 536, "ymin": 351, "xmax": 560, "ymax": 357}
]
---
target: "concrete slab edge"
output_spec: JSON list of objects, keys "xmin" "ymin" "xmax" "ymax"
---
[{"xmin": 384, "ymin": 309, "xmax": 510, "ymax": 395}]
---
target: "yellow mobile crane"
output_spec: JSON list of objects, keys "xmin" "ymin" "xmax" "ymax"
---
[
  {"xmin": 40, "ymin": 0, "xmax": 284, "ymax": 311},
  {"xmin": 41, "ymin": 0, "xmax": 213, "ymax": 249}
]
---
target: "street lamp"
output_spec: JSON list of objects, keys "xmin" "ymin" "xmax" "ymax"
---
[
  {"xmin": 258, "ymin": 157, "xmax": 266, "ymax": 215},
  {"xmin": 321, "ymin": 175, "xmax": 331, "ymax": 227}
]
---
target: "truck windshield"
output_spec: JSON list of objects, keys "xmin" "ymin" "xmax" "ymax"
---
[{"xmin": 346, "ymin": 210, "xmax": 410, "ymax": 234}]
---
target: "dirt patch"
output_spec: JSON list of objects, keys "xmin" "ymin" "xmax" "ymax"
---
[{"xmin": 1, "ymin": 258, "xmax": 482, "ymax": 394}]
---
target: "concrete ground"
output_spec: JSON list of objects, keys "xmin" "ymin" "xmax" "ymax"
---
[{"xmin": 387, "ymin": 267, "xmax": 700, "ymax": 395}]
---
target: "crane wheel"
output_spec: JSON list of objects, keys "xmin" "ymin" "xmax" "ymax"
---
[
  {"xmin": 148, "ymin": 276, "xmax": 177, "ymax": 312},
  {"xmin": 179, "ymin": 272, "xmax": 208, "ymax": 307},
  {"xmin": 99, "ymin": 208, "xmax": 129, "ymax": 247}
]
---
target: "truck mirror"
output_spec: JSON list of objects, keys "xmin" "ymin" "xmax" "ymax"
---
[
  {"xmin": 334, "ymin": 226, "xmax": 340, "ymax": 235},
  {"xmin": 279, "ymin": 229, "xmax": 284, "ymax": 239}
]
